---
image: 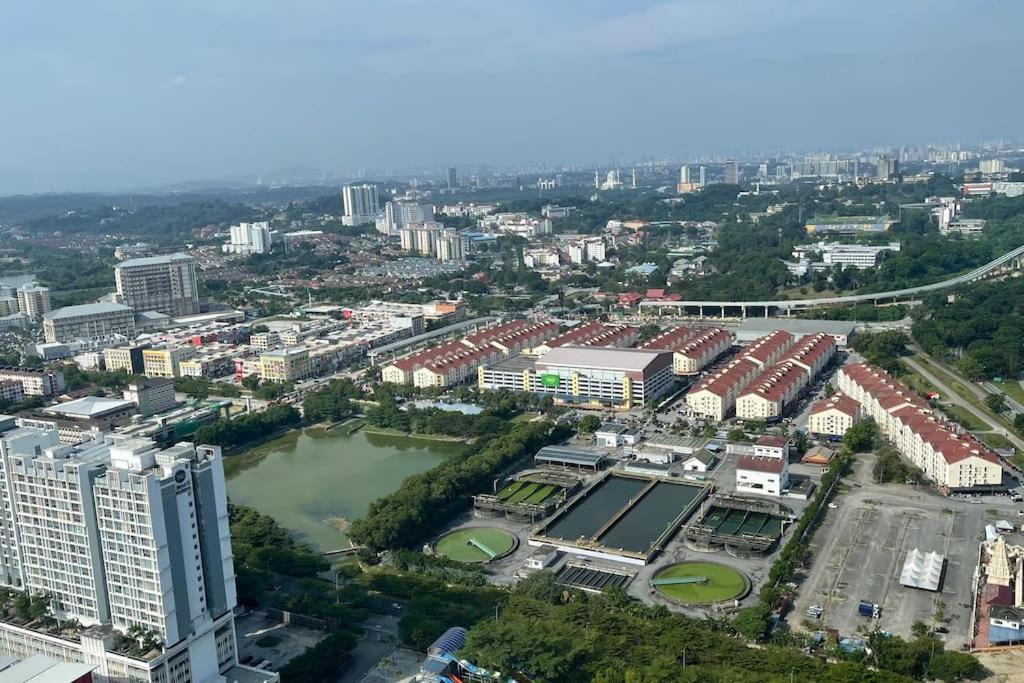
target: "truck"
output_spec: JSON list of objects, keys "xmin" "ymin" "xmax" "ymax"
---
[{"xmin": 858, "ymin": 601, "xmax": 880, "ymax": 619}]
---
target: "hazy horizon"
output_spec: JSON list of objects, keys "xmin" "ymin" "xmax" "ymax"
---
[{"xmin": 2, "ymin": 0, "xmax": 1022, "ymax": 195}]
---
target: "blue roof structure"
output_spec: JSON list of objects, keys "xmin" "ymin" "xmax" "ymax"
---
[{"xmin": 428, "ymin": 626, "xmax": 468, "ymax": 656}]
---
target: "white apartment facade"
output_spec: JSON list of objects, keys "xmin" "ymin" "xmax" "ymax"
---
[
  {"xmin": 43, "ymin": 303, "xmax": 136, "ymax": 345},
  {"xmin": 15, "ymin": 285, "xmax": 51, "ymax": 323},
  {"xmin": 342, "ymin": 184, "xmax": 379, "ymax": 226},
  {"xmin": 808, "ymin": 393, "xmax": 862, "ymax": 437},
  {"xmin": 223, "ymin": 222, "xmax": 272, "ymax": 255},
  {"xmin": 0, "ymin": 424, "xmax": 268, "ymax": 682},
  {"xmin": 838, "ymin": 364, "xmax": 1002, "ymax": 490}
]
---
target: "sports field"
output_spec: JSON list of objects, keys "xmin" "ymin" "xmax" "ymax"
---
[
  {"xmin": 435, "ymin": 527, "xmax": 517, "ymax": 563},
  {"xmin": 652, "ymin": 562, "xmax": 747, "ymax": 605}
]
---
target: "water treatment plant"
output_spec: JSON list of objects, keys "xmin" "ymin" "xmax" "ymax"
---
[{"xmin": 529, "ymin": 473, "xmax": 710, "ymax": 565}]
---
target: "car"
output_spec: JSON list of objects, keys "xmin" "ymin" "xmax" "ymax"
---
[
  {"xmin": 827, "ymin": 502, "xmax": 838, "ymax": 509},
  {"xmin": 933, "ymin": 626, "xmax": 949, "ymax": 634}
]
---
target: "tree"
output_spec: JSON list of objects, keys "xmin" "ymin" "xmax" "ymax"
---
[
  {"xmin": 911, "ymin": 620, "xmax": 930, "ymax": 639},
  {"xmin": 824, "ymin": 383, "xmax": 835, "ymax": 398},
  {"xmin": 727, "ymin": 428, "xmax": 750, "ymax": 443},
  {"xmin": 843, "ymin": 418, "xmax": 877, "ymax": 452},
  {"xmin": 1015, "ymin": 412, "xmax": 1024, "ymax": 434},
  {"xmin": 732, "ymin": 604, "xmax": 772, "ymax": 641},
  {"xmin": 793, "ymin": 430, "xmax": 809, "ymax": 456},
  {"xmin": 954, "ymin": 356, "xmax": 986, "ymax": 381},
  {"xmin": 985, "ymin": 393, "xmax": 1008, "ymax": 414},
  {"xmin": 577, "ymin": 414, "xmax": 602, "ymax": 433}
]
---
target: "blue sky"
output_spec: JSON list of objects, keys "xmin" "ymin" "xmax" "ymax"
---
[{"xmin": 1, "ymin": 1, "xmax": 1021, "ymax": 193}]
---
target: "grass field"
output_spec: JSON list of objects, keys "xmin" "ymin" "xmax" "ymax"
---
[
  {"xmin": 978, "ymin": 432, "xmax": 1015, "ymax": 451},
  {"xmin": 435, "ymin": 527, "xmax": 516, "ymax": 563},
  {"xmin": 898, "ymin": 364, "xmax": 938, "ymax": 396},
  {"xmin": 995, "ymin": 379, "xmax": 1024, "ymax": 407},
  {"xmin": 652, "ymin": 562, "xmax": 747, "ymax": 605},
  {"xmin": 940, "ymin": 404, "xmax": 985, "ymax": 431}
]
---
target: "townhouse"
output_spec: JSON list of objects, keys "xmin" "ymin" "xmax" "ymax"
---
[{"xmin": 837, "ymin": 364, "xmax": 1002, "ymax": 490}]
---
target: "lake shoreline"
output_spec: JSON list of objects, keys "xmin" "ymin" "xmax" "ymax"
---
[
  {"xmin": 360, "ymin": 425, "xmax": 473, "ymax": 444},
  {"xmin": 225, "ymin": 426, "xmax": 465, "ymax": 550}
]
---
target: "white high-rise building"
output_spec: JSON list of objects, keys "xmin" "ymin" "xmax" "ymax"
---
[
  {"xmin": 342, "ymin": 184, "xmax": 380, "ymax": 226},
  {"xmin": 699, "ymin": 166, "xmax": 706, "ymax": 187},
  {"xmin": 0, "ymin": 423, "xmax": 273, "ymax": 682},
  {"xmin": 376, "ymin": 201, "xmax": 435, "ymax": 235},
  {"xmin": 680, "ymin": 166, "xmax": 690, "ymax": 184},
  {"xmin": 223, "ymin": 222, "xmax": 272, "ymax": 255},
  {"xmin": 979, "ymin": 159, "xmax": 1006, "ymax": 174},
  {"xmin": 435, "ymin": 233, "xmax": 468, "ymax": 262},
  {"xmin": 15, "ymin": 285, "xmax": 51, "ymax": 323},
  {"xmin": 568, "ymin": 237, "xmax": 606, "ymax": 264}
]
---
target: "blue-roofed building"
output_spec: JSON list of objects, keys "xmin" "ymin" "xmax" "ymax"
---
[
  {"xmin": 625, "ymin": 263, "xmax": 659, "ymax": 279},
  {"xmin": 989, "ymin": 606, "xmax": 1024, "ymax": 645}
]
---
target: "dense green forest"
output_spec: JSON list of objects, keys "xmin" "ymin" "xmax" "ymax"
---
[
  {"xmin": 913, "ymin": 278, "xmax": 1024, "ymax": 379},
  {"xmin": 460, "ymin": 573, "xmax": 978, "ymax": 683},
  {"xmin": 192, "ymin": 404, "xmax": 300, "ymax": 449},
  {"xmin": 22, "ymin": 200, "xmax": 260, "ymax": 238},
  {"xmin": 349, "ymin": 420, "xmax": 564, "ymax": 550}
]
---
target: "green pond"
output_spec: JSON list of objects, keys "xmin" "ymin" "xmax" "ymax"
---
[{"xmin": 225, "ymin": 426, "xmax": 465, "ymax": 550}]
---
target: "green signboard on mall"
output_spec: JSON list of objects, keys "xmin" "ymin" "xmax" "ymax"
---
[{"xmin": 539, "ymin": 374, "xmax": 561, "ymax": 388}]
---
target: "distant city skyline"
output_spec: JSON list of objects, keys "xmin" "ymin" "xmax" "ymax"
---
[{"xmin": 1, "ymin": 1, "xmax": 1022, "ymax": 195}]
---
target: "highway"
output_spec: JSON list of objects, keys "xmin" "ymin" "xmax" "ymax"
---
[{"xmin": 639, "ymin": 243, "xmax": 1024, "ymax": 315}]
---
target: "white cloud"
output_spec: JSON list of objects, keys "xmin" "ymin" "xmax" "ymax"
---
[{"xmin": 163, "ymin": 74, "xmax": 187, "ymax": 89}]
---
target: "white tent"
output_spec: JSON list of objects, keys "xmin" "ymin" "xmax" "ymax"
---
[{"xmin": 899, "ymin": 548, "xmax": 944, "ymax": 592}]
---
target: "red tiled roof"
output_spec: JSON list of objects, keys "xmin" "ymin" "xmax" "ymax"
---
[
  {"xmin": 740, "ymin": 361, "xmax": 809, "ymax": 403},
  {"xmin": 689, "ymin": 357, "xmax": 758, "ymax": 397},
  {"xmin": 639, "ymin": 325, "xmax": 696, "ymax": 351},
  {"xmin": 675, "ymin": 328, "xmax": 732, "ymax": 359},
  {"xmin": 544, "ymin": 321, "xmax": 606, "ymax": 347},
  {"xmin": 740, "ymin": 329, "xmax": 795, "ymax": 365},
  {"xmin": 810, "ymin": 393, "xmax": 860, "ymax": 417},
  {"xmin": 578, "ymin": 325, "xmax": 639, "ymax": 348},
  {"xmin": 737, "ymin": 455, "xmax": 785, "ymax": 473},
  {"xmin": 462, "ymin": 319, "xmax": 529, "ymax": 347},
  {"xmin": 756, "ymin": 435, "xmax": 789, "ymax": 448},
  {"xmin": 780, "ymin": 333, "xmax": 836, "ymax": 370},
  {"xmin": 842, "ymin": 363, "xmax": 1000, "ymax": 467}
]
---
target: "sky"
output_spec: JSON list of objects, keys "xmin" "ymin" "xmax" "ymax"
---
[{"xmin": 1, "ymin": 0, "xmax": 1022, "ymax": 194}]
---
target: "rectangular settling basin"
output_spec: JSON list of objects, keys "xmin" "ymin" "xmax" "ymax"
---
[
  {"xmin": 597, "ymin": 481, "xmax": 704, "ymax": 553},
  {"xmin": 543, "ymin": 475, "xmax": 648, "ymax": 543}
]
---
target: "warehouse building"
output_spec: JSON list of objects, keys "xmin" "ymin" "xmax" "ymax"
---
[
  {"xmin": 479, "ymin": 346, "xmax": 674, "ymax": 410},
  {"xmin": 736, "ymin": 319, "xmax": 856, "ymax": 348}
]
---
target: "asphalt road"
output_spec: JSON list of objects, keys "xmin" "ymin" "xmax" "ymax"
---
[{"xmin": 902, "ymin": 355, "xmax": 1024, "ymax": 453}]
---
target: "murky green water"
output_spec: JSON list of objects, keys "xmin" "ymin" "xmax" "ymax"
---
[{"xmin": 225, "ymin": 426, "xmax": 465, "ymax": 550}]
